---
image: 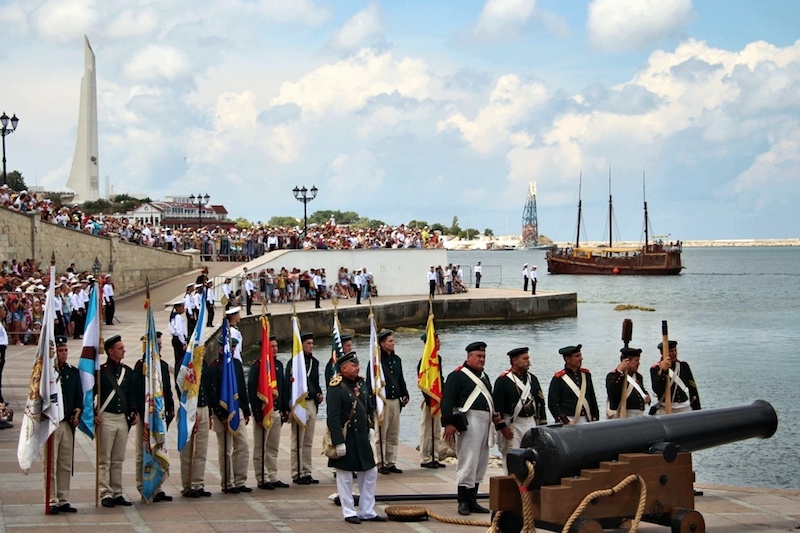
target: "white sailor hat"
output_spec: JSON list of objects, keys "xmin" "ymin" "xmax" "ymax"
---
[
  {"xmin": 226, "ymin": 306, "xmax": 242, "ymax": 315},
  {"xmin": 186, "ymin": 282, "xmax": 195, "ymax": 288}
]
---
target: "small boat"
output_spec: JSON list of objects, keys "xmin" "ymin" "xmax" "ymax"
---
[{"xmin": 546, "ymin": 172, "xmax": 683, "ymax": 275}]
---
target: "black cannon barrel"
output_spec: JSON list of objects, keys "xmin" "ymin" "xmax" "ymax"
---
[{"xmin": 510, "ymin": 400, "xmax": 778, "ymax": 487}]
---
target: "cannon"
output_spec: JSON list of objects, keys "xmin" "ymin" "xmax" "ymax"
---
[{"xmin": 491, "ymin": 401, "xmax": 778, "ymax": 533}]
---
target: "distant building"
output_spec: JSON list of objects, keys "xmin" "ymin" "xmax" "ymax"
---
[{"xmin": 116, "ymin": 195, "xmax": 233, "ymax": 229}]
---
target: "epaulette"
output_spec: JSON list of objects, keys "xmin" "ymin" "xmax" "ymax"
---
[
  {"xmin": 580, "ymin": 367, "xmax": 591, "ymax": 374},
  {"xmin": 329, "ymin": 375, "xmax": 342, "ymax": 387},
  {"xmin": 499, "ymin": 368, "xmax": 511, "ymax": 378},
  {"xmin": 453, "ymin": 365, "xmax": 464, "ymax": 372},
  {"xmin": 554, "ymin": 369, "xmax": 566, "ymax": 378}
]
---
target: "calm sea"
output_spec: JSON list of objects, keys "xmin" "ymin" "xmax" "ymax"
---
[{"xmin": 305, "ymin": 247, "xmax": 800, "ymax": 490}]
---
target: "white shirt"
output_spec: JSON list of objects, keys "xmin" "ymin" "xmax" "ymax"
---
[
  {"xmin": 223, "ymin": 283, "xmax": 232, "ymax": 299},
  {"xmin": 70, "ymin": 292, "xmax": 83, "ymax": 311},
  {"xmin": 169, "ymin": 314, "xmax": 186, "ymax": 344},
  {"xmin": 529, "ymin": 269, "xmax": 538, "ymax": 281},
  {"xmin": 245, "ymin": 279, "xmax": 255, "ymax": 296},
  {"xmin": 102, "ymin": 283, "xmax": 114, "ymax": 303},
  {"xmin": 231, "ymin": 326, "xmax": 243, "ymax": 362},
  {"xmin": 427, "ymin": 270, "xmax": 437, "ymax": 282},
  {"xmin": 184, "ymin": 293, "xmax": 195, "ymax": 312},
  {"xmin": 0, "ymin": 319, "xmax": 8, "ymax": 346},
  {"xmin": 475, "ymin": 264, "xmax": 482, "ymax": 274},
  {"xmin": 523, "ymin": 266, "xmax": 529, "ymax": 277}
]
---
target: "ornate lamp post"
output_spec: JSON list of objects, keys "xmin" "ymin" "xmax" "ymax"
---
[
  {"xmin": 189, "ymin": 193, "xmax": 210, "ymax": 229},
  {"xmin": 292, "ymin": 185, "xmax": 318, "ymax": 245},
  {"xmin": 1, "ymin": 112, "xmax": 20, "ymax": 187}
]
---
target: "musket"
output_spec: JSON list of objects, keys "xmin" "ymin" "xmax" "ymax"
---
[
  {"xmin": 662, "ymin": 320, "xmax": 672, "ymax": 414},
  {"xmin": 619, "ymin": 319, "xmax": 633, "ymax": 419}
]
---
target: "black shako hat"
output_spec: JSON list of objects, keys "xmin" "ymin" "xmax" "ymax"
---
[
  {"xmin": 377, "ymin": 329, "xmax": 393, "ymax": 342},
  {"xmin": 269, "ymin": 334, "xmax": 277, "ymax": 341},
  {"xmin": 139, "ymin": 331, "xmax": 163, "ymax": 341},
  {"xmin": 338, "ymin": 350, "xmax": 359, "ymax": 367},
  {"xmin": 507, "ymin": 347, "xmax": 528, "ymax": 360},
  {"xmin": 558, "ymin": 344, "xmax": 582, "ymax": 357},
  {"xmin": 465, "ymin": 341, "xmax": 487, "ymax": 353},
  {"xmin": 340, "ymin": 334, "xmax": 353, "ymax": 343},
  {"xmin": 56, "ymin": 335, "xmax": 68, "ymax": 347},
  {"xmin": 104, "ymin": 335, "xmax": 123, "ymax": 352},
  {"xmin": 657, "ymin": 340, "xmax": 678, "ymax": 350},
  {"xmin": 300, "ymin": 332, "xmax": 314, "ymax": 342},
  {"xmin": 620, "ymin": 347, "xmax": 643, "ymax": 360}
]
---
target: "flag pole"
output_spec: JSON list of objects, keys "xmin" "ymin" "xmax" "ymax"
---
[
  {"xmin": 290, "ymin": 296, "xmax": 303, "ymax": 481},
  {"xmin": 260, "ymin": 306, "xmax": 267, "ymax": 485},
  {"xmin": 428, "ymin": 298, "xmax": 435, "ymax": 465},
  {"xmin": 187, "ymin": 433, "xmax": 195, "ymax": 495},
  {"xmin": 368, "ymin": 296, "xmax": 385, "ymax": 468},
  {"xmin": 43, "ymin": 254, "xmax": 56, "ymax": 515},
  {"xmin": 95, "ymin": 273, "xmax": 103, "ymax": 508}
]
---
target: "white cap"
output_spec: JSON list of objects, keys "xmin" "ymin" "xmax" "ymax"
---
[{"xmin": 226, "ymin": 306, "xmax": 242, "ymax": 315}]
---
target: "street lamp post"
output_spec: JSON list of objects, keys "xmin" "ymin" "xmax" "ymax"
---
[
  {"xmin": 189, "ymin": 193, "xmax": 210, "ymax": 255},
  {"xmin": 1, "ymin": 112, "xmax": 20, "ymax": 187},
  {"xmin": 292, "ymin": 185, "xmax": 318, "ymax": 247}
]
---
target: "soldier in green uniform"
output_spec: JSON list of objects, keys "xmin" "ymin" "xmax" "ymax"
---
[
  {"xmin": 327, "ymin": 351, "xmax": 387, "ymax": 524},
  {"xmin": 179, "ymin": 352, "xmax": 213, "ymax": 498},
  {"xmin": 324, "ymin": 334, "xmax": 353, "ymax": 383},
  {"xmin": 46, "ymin": 336, "xmax": 82, "ymax": 514},
  {"xmin": 606, "ymin": 347, "xmax": 651, "ymax": 418},
  {"xmin": 132, "ymin": 332, "xmax": 175, "ymax": 502},
  {"xmin": 548, "ymin": 344, "xmax": 600, "ymax": 424},
  {"xmin": 249, "ymin": 334, "xmax": 289, "ymax": 489},
  {"xmin": 372, "ymin": 330, "xmax": 409, "ymax": 474},
  {"xmin": 286, "ymin": 332, "xmax": 323, "ymax": 484},
  {"xmin": 209, "ymin": 336, "xmax": 251, "ymax": 493},
  {"xmin": 96, "ymin": 335, "xmax": 137, "ymax": 508},
  {"xmin": 441, "ymin": 341, "xmax": 502, "ymax": 516},
  {"xmin": 650, "ymin": 340, "xmax": 701, "ymax": 414},
  {"xmin": 493, "ymin": 347, "xmax": 546, "ymax": 473}
]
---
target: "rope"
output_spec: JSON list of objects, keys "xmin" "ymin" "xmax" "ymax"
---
[
  {"xmin": 487, "ymin": 461, "xmax": 537, "ymax": 533},
  {"xmin": 385, "ymin": 506, "xmax": 491, "ymax": 527},
  {"xmin": 561, "ymin": 474, "xmax": 647, "ymax": 533}
]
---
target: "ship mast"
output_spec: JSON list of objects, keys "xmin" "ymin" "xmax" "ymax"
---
[
  {"xmin": 575, "ymin": 172, "xmax": 582, "ymax": 248},
  {"xmin": 608, "ymin": 167, "xmax": 613, "ymax": 247},
  {"xmin": 643, "ymin": 172, "xmax": 649, "ymax": 245}
]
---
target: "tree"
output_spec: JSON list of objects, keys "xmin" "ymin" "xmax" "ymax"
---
[
  {"xmin": 5, "ymin": 171, "xmax": 27, "ymax": 191},
  {"xmin": 458, "ymin": 228, "xmax": 480, "ymax": 239},
  {"xmin": 234, "ymin": 217, "xmax": 253, "ymax": 229},
  {"xmin": 308, "ymin": 210, "xmax": 360, "ymax": 225},
  {"xmin": 430, "ymin": 222, "xmax": 447, "ymax": 233},
  {"xmin": 268, "ymin": 216, "xmax": 300, "ymax": 227},
  {"xmin": 449, "ymin": 216, "xmax": 461, "ymax": 236},
  {"xmin": 484, "ymin": 228, "xmax": 494, "ymax": 237},
  {"xmin": 408, "ymin": 220, "xmax": 428, "ymax": 229},
  {"xmin": 81, "ymin": 199, "xmax": 113, "ymax": 215},
  {"xmin": 351, "ymin": 217, "xmax": 385, "ymax": 230}
]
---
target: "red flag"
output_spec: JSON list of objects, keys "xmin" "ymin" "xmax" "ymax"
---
[
  {"xmin": 258, "ymin": 316, "xmax": 275, "ymax": 429},
  {"xmin": 418, "ymin": 313, "xmax": 442, "ymax": 415}
]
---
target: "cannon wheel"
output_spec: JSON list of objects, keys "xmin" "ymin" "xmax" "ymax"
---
[
  {"xmin": 671, "ymin": 508, "xmax": 705, "ymax": 533},
  {"xmin": 493, "ymin": 511, "xmax": 523, "ymax": 533},
  {"xmin": 568, "ymin": 518, "xmax": 604, "ymax": 533}
]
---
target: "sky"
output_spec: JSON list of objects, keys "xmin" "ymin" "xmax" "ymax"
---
[{"xmin": 2, "ymin": 0, "xmax": 799, "ymax": 241}]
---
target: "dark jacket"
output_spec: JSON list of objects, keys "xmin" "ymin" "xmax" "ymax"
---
[
  {"xmin": 326, "ymin": 375, "xmax": 375, "ymax": 471},
  {"xmin": 248, "ymin": 357, "xmax": 286, "ymax": 422},
  {"xmin": 650, "ymin": 360, "xmax": 701, "ymax": 410},
  {"xmin": 493, "ymin": 370, "xmax": 547, "ymax": 425},
  {"xmin": 132, "ymin": 357, "xmax": 175, "ymax": 425},
  {"xmin": 96, "ymin": 359, "xmax": 137, "ymax": 421},
  {"xmin": 606, "ymin": 370, "xmax": 649, "ymax": 412},
  {"xmin": 285, "ymin": 353, "xmax": 322, "ymax": 406},
  {"xmin": 58, "ymin": 362, "xmax": 83, "ymax": 425},
  {"xmin": 547, "ymin": 366, "xmax": 600, "ymax": 423},
  {"xmin": 440, "ymin": 363, "xmax": 493, "ymax": 427},
  {"xmin": 209, "ymin": 357, "xmax": 251, "ymax": 420}
]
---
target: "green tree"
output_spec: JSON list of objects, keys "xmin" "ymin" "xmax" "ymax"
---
[
  {"xmin": 308, "ymin": 210, "xmax": 360, "ymax": 225},
  {"xmin": 5, "ymin": 171, "xmax": 27, "ymax": 191},
  {"xmin": 234, "ymin": 217, "xmax": 253, "ymax": 229},
  {"xmin": 449, "ymin": 216, "xmax": 461, "ymax": 235},
  {"xmin": 268, "ymin": 216, "xmax": 300, "ymax": 227},
  {"xmin": 351, "ymin": 217, "xmax": 385, "ymax": 230},
  {"xmin": 484, "ymin": 228, "xmax": 494, "ymax": 237},
  {"xmin": 408, "ymin": 220, "xmax": 428, "ymax": 229},
  {"xmin": 81, "ymin": 199, "xmax": 113, "ymax": 215},
  {"xmin": 458, "ymin": 228, "xmax": 480, "ymax": 239},
  {"xmin": 430, "ymin": 222, "xmax": 446, "ymax": 233}
]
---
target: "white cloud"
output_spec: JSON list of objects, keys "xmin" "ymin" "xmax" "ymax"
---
[
  {"xmin": 326, "ymin": 150, "xmax": 385, "ymax": 197},
  {"xmin": 270, "ymin": 49, "xmax": 430, "ymax": 116},
  {"xmin": 332, "ymin": 4, "xmax": 383, "ymax": 50},
  {"xmin": 123, "ymin": 45, "xmax": 190, "ymax": 81},
  {"xmin": 473, "ymin": 0, "xmax": 536, "ymax": 40},
  {"xmin": 248, "ymin": 0, "xmax": 329, "ymax": 26},
  {"xmin": 32, "ymin": 0, "xmax": 98, "ymax": 42},
  {"xmin": 105, "ymin": 8, "xmax": 158, "ymax": 39},
  {"xmin": 728, "ymin": 123, "xmax": 800, "ymax": 200},
  {"xmin": 587, "ymin": 0, "xmax": 693, "ymax": 51},
  {"xmin": 437, "ymin": 74, "xmax": 549, "ymax": 154}
]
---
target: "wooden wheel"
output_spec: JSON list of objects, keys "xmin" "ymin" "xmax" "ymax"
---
[
  {"xmin": 671, "ymin": 508, "xmax": 705, "ymax": 533},
  {"xmin": 568, "ymin": 518, "xmax": 604, "ymax": 533}
]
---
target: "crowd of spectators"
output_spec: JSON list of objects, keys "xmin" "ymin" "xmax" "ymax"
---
[
  {"xmin": 1, "ymin": 185, "xmax": 444, "ymax": 262},
  {"xmin": 431, "ymin": 263, "xmax": 469, "ymax": 295},
  {"xmin": 248, "ymin": 266, "xmax": 378, "ymax": 305}
]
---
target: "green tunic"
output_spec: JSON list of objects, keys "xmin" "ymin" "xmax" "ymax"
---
[
  {"xmin": 209, "ymin": 357, "xmax": 251, "ymax": 420},
  {"xmin": 606, "ymin": 370, "xmax": 649, "ymax": 412},
  {"xmin": 247, "ymin": 357, "xmax": 286, "ymax": 423},
  {"xmin": 96, "ymin": 360, "xmax": 137, "ymax": 419},
  {"xmin": 547, "ymin": 366, "xmax": 600, "ymax": 423},
  {"xmin": 58, "ymin": 363, "xmax": 83, "ymax": 424},
  {"xmin": 493, "ymin": 370, "xmax": 547, "ymax": 425},
  {"xmin": 326, "ymin": 376, "xmax": 375, "ymax": 471},
  {"xmin": 440, "ymin": 364, "xmax": 493, "ymax": 427},
  {"xmin": 650, "ymin": 360, "xmax": 701, "ymax": 410}
]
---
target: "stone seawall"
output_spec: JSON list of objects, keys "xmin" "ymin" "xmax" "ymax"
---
[{"xmin": 0, "ymin": 206, "xmax": 199, "ymax": 296}]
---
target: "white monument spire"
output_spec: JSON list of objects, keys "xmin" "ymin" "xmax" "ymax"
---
[{"xmin": 65, "ymin": 35, "xmax": 99, "ymax": 203}]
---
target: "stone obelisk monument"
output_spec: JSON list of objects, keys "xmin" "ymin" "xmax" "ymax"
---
[{"xmin": 65, "ymin": 35, "xmax": 100, "ymax": 203}]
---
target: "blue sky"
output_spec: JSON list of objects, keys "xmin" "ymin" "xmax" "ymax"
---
[{"xmin": 2, "ymin": 0, "xmax": 799, "ymax": 240}]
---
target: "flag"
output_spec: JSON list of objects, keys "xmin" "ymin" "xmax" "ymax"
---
[
  {"xmin": 368, "ymin": 312, "xmax": 385, "ymax": 424},
  {"xmin": 141, "ymin": 292, "xmax": 169, "ymax": 502},
  {"xmin": 218, "ymin": 318, "xmax": 240, "ymax": 433},
  {"xmin": 77, "ymin": 285, "xmax": 100, "ymax": 438},
  {"xmin": 257, "ymin": 314, "xmax": 275, "ymax": 429},
  {"xmin": 17, "ymin": 265, "xmax": 64, "ymax": 473},
  {"xmin": 329, "ymin": 314, "xmax": 345, "ymax": 379},
  {"xmin": 418, "ymin": 313, "xmax": 442, "ymax": 415},
  {"xmin": 289, "ymin": 315, "xmax": 308, "ymax": 426},
  {"xmin": 176, "ymin": 289, "xmax": 206, "ymax": 451}
]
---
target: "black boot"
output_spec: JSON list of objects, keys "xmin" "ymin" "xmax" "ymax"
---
[
  {"xmin": 457, "ymin": 485, "xmax": 471, "ymax": 516},
  {"xmin": 468, "ymin": 484, "xmax": 490, "ymax": 513}
]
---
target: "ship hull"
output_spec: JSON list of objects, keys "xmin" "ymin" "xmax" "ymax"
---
[{"xmin": 546, "ymin": 245, "xmax": 683, "ymax": 275}]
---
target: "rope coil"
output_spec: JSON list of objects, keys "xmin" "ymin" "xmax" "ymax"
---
[{"xmin": 385, "ymin": 505, "xmax": 491, "ymax": 527}]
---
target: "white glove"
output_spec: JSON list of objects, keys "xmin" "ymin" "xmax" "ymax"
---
[
  {"xmin": 335, "ymin": 443, "xmax": 347, "ymax": 457},
  {"xmin": 369, "ymin": 428, "xmax": 376, "ymax": 442}
]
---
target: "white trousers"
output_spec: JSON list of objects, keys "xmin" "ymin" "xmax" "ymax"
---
[
  {"xmin": 497, "ymin": 415, "xmax": 536, "ymax": 474},
  {"xmin": 455, "ymin": 410, "xmax": 491, "ymax": 487},
  {"xmin": 336, "ymin": 466, "xmax": 378, "ymax": 519}
]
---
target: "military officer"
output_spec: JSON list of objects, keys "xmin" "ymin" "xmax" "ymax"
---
[
  {"xmin": 606, "ymin": 347, "xmax": 651, "ymax": 418},
  {"xmin": 210, "ymin": 336, "xmax": 251, "ymax": 493},
  {"xmin": 286, "ymin": 332, "xmax": 323, "ymax": 484},
  {"xmin": 325, "ymin": 334, "xmax": 353, "ymax": 383},
  {"xmin": 493, "ymin": 347, "xmax": 547, "ymax": 473},
  {"xmin": 327, "ymin": 351, "xmax": 387, "ymax": 524},
  {"xmin": 179, "ymin": 351, "xmax": 213, "ymax": 498},
  {"xmin": 417, "ymin": 331, "xmax": 445, "ymax": 468},
  {"xmin": 441, "ymin": 341, "xmax": 502, "ymax": 516},
  {"xmin": 372, "ymin": 330, "xmax": 409, "ymax": 474},
  {"xmin": 96, "ymin": 335, "xmax": 137, "ymax": 507},
  {"xmin": 650, "ymin": 340, "xmax": 701, "ymax": 414},
  {"xmin": 132, "ymin": 332, "xmax": 175, "ymax": 502},
  {"xmin": 249, "ymin": 334, "xmax": 290, "ymax": 489},
  {"xmin": 548, "ymin": 345, "xmax": 600, "ymax": 424},
  {"xmin": 46, "ymin": 336, "xmax": 82, "ymax": 514}
]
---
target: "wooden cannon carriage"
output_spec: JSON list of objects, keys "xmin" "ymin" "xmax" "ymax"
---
[{"xmin": 491, "ymin": 400, "xmax": 778, "ymax": 533}]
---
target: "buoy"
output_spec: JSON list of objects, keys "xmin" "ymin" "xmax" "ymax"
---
[{"xmin": 613, "ymin": 267, "xmax": 620, "ymax": 275}]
